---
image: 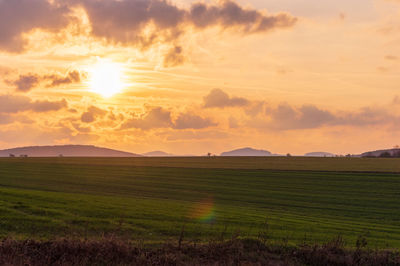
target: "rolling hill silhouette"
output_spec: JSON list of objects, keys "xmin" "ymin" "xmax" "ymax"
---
[
  {"xmin": 0, "ymin": 145, "xmax": 141, "ymax": 157},
  {"xmin": 142, "ymin": 151, "xmax": 174, "ymax": 157},
  {"xmin": 220, "ymin": 147, "xmax": 272, "ymax": 156},
  {"xmin": 304, "ymin": 152, "xmax": 335, "ymax": 157}
]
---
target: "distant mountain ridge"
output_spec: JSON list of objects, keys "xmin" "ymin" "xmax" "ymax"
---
[
  {"xmin": 0, "ymin": 145, "xmax": 141, "ymax": 157},
  {"xmin": 220, "ymin": 147, "xmax": 272, "ymax": 156},
  {"xmin": 361, "ymin": 148, "xmax": 400, "ymax": 157},
  {"xmin": 142, "ymin": 151, "xmax": 174, "ymax": 157},
  {"xmin": 304, "ymin": 152, "xmax": 335, "ymax": 157}
]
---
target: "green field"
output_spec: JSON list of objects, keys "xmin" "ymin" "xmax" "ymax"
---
[{"xmin": 1, "ymin": 157, "xmax": 400, "ymax": 248}]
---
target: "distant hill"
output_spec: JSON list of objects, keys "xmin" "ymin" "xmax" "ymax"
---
[
  {"xmin": 142, "ymin": 151, "xmax": 174, "ymax": 157},
  {"xmin": 304, "ymin": 152, "xmax": 335, "ymax": 157},
  {"xmin": 0, "ymin": 145, "xmax": 141, "ymax": 157},
  {"xmin": 361, "ymin": 148, "xmax": 400, "ymax": 158},
  {"xmin": 220, "ymin": 147, "xmax": 272, "ymax": 157}
]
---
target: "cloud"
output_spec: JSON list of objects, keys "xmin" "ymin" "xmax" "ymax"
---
[
  {"xmin": 335, "ymin": 107, "xmax": 394, "ymax": 127},
  {"xmin": 31, "ymin": 99, "xmax": 68, "ymax": 112},
  {"xmin": 0, "ymin": 95, "xmax": 67, "ymax": 113},
  {"xmin": 77, "ymin": 0, "xmax": 296, "ymax": 45},
  {"xmin": 244, "ymin": 101, "xmax": 265, "ymax": 116},
  {"xmin": 45, "ymin": 70, "xmax": 81, "ymax": 87},
  {"xmin": 200, "ymin": 90, "xmax": 400, "ymax": 131},
  {"xmin": 0, "ymin": 113, "xmax": 32, "ymax": 125},
  {"xmin": 266, "ymin": 104, "xmax": 335, "ymax": 130},
  {"xmin": 12, "ymin": 74, "xmax": 39, "ymax": 92},
  {"xmin": 120, "ymin": 107, "xmax": 173, "ymax": 130},
  {"xmin": 8, "ymin": 70, "xmax": 83, "ymax": 92},
  {"xmin": 0, "ymin": 0, "xmax": 71, "ymax": 52},
  {"xmin": 72, "ymin": 122, "xmax": 91, "ymax": 133},
  {"xmin": 163, "ymin": 46, "xmax": 185, "ymax": 67},
  {"xmin": 204, "ymin": 88, "xmax": 250, "ymax": 108},
  {"xmin": 228, "ymin": 117, "xmax": 239, "ymax": 128},
  {"xmin": 0, "ymin": 95, "xmax": 31, "ymax": 113},
  {"xmin": 258, "ymin": 104, "xmax": 398, "ymax": 130},
  {"xmin": 0, "ymin": 114, "xmax": 13, "ymax": 125},
  {"xmin": 173, "ymin": 113, "xmax": 217, "ymax": 129},
  {"xmin": 385, "ymin": 55, "xmax": 398, "ymax": 60},
  {"xmin": 0, "ymin": 0, "xmax": 297, "ymax": 67},
  {"xmin": 189, "ymin": 1, "xmax": 297, "ymax": 33},
  {"xmin": 164, "ymin": 130, "xmax": 229, "ymax": 141},
  {"xmin": 81, "ymin": 105, "xmax": 107, "ymax": 123},
  {"xmin": 120, "ymin": 106, "xmax": 216, "ymax": 130},
  {"xmin": 73, "ymin": 0, "xmax": 297, "ymax": 66},
  {"xmin": 76, "ymin": 0, "xmax": 185, "ymax": 47},
  {"xmin": 377, "ymin": 66, "xmax": 389, "ymax": 72}
]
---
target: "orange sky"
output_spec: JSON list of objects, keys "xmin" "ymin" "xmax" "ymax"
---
[{"xmin": 1, "ymin": 0, "xmax": 400, "ymax": 155}]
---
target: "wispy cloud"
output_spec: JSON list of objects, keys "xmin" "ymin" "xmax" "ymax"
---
[
  {"xmin": 8, "ymin": 71, "xmax": 83, "ymax": 92},
  {"xmin": 0, "ymin": 95, "xmax": 67, "ymax": 113}
]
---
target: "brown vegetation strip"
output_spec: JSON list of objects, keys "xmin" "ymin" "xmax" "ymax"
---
[{"xmin": 1, "ymin": 238, "xmax": 399, "ymax": 265}]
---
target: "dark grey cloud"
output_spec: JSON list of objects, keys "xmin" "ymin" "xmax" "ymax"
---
[
  {"xmin": 81, "ymin": 105, "xmax": 107, "ymax": 123},
  {"xmin": 0, "ymin": 95, "xmax": 67, "ymax": 113},
  {"xmin": 204, "ymin": 88, "xmax": 249, "ymax": 108},
  {"xmin": 0, "ymin": 0, "xmax": 71, "ymax": 52}
]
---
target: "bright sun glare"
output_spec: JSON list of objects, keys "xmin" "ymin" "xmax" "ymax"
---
[{"xmin": 88, "ymin": 59, "xmax": 125, "ymax": 97}]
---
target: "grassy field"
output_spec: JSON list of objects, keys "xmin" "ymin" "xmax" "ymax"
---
[{"xmin": 1, "ymin": 157, "xmax": 400, "ymax": 248}]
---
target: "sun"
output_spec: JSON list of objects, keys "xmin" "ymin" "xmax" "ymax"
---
[{"xmin": 88, "ymin": 59, "xmax": 125, "ymax": 97}]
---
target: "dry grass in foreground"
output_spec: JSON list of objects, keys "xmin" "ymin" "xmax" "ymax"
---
[{"xmin": 1, "ymin": 237, "xmax": 399, "ymax": 266}]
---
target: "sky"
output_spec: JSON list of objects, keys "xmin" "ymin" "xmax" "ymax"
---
[{"xmin": 0, "ymin": 0, "xmax": 400, "ymax": 155}]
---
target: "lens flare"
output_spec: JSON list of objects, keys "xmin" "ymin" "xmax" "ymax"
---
[{"xmin": 189, "ymin": 196, "xmax": 216, "ymax": 223}]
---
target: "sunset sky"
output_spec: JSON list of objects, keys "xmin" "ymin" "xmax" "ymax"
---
[{"xmin": 1, "ymin": 0, "xmax": 400, "ymax": 155}]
